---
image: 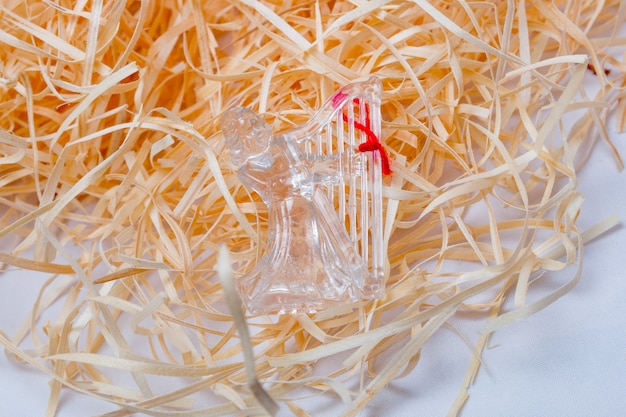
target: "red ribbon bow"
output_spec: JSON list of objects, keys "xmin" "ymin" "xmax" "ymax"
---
[{"xmin": 342, "ymin": 100, "xmax": 392, "ymax": 175}]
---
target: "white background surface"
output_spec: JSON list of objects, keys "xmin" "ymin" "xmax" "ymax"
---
[{"xmin": 1, "ymin": 105, "xmax": 626, "ymax": 416}]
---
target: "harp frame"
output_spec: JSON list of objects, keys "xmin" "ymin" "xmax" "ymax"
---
[{"xmin": 277, "ymin": 76, "xmax": 386, "ymax": 299}]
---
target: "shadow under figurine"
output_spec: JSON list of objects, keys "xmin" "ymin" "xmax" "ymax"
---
[{"xmin": 222, "ymin": 77, "xmax": 387, "ymax": 315}]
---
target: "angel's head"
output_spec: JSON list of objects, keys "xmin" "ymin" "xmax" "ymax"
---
[{"xmin": 221, "ymin": 107, "xmax": 272, "ymax": 167}]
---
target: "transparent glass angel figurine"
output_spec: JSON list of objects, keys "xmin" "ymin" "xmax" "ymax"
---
[{"xmin": 222, "ymin": 77, "xmax": 388, "ymax": 314}]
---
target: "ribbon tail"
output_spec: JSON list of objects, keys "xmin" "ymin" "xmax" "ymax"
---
[{"xmin": 379, "ymin": 148, "xmax": 392, "ymax": 175}]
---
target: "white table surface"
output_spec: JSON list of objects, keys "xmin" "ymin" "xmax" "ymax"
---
[{"xmin": 2, "ymin": 105, "xmax": 625, "ymax": 417}]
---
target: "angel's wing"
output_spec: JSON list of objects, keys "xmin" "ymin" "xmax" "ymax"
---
[{"xmin": 280, "ymin": 77, "xmax": 386, "ymax": 298}]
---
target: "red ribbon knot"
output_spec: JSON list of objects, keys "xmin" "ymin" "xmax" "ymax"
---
[{"xmin": 341, "ymin": 100, "xmax": 392, "ymax": 175}]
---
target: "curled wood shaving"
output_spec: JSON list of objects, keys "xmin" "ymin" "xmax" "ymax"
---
[
  {"xmin": 0, "ymin": 0, "xmax": 624, "ymax": 416},
  {"xmin": 218, "ymin": 245, "xmax": 279, "ymax": 416}
]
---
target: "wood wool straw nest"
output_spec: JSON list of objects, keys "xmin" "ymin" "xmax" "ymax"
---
[{"xmin": 0, "ymin": 0, "xmax": 624, "ymax": 416}]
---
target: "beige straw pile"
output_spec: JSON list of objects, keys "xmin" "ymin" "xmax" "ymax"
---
[{"xmin": 0, "ymin": 1, "xmax": 624, "ymax": 416}]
